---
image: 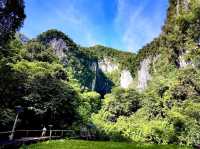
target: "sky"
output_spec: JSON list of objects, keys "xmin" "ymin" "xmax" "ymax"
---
[{"xmin": 21, "ymin": 0, "xmax": 169, "ymax": 53}]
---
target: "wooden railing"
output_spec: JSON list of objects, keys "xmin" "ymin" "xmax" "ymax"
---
[{"xmin": 0, "ymin": 129, "xmax": 76, "ymax": 141}]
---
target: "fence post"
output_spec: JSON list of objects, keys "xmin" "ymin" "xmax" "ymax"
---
[
  {"xmin": 9, "ymin": 113, "xmax": 19, "ymax": 140},
  {"xmin": 48, "ymin": 125, "xmax": 53, "ymax": 140}
]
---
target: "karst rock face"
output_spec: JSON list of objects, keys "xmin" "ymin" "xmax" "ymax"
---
[
  {"xmin": 98, "ymin": 58, "xmax": 119, "ymax": 73},
  {"xmin": 136, "ymin": 55, "xmax": 160, "ymax": 91},
  {"xmin": 120, "ymin": 70, "xmax": 133, "ymax": 89},
  {"xmin": 98, "ymin": 58, "xmax": 134, "ymax": 89},
  {"xmin": 49, "ymin": 38, "xmax": 68, "ymax": 59},
  {"xmin": 90, "ymin": 61, "xmax": 98, "ymax": 91},
  {"xmin": 137, "ymin": 57, "xmax": 151, "ymax": 91}
]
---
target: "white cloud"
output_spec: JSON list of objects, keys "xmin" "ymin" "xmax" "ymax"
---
[
  {"xmin": 42, "ymin": 0, "xmax": 98, "ymax": 46},
  {"xmin": 115, "ymin": 0, "xmax": 163, "ymax": 52},
  {"xmin": 22, "ymin": 0, "xmax": 167, "ymax": 51}
]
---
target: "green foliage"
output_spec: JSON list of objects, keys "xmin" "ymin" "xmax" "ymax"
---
[
  {"xmin": 92, "ymin": 0, "xmax": 200, "ymax": 144},
  {"xmin": 103, "ymin": 88, "xmax": 142, "ymax": 120},
  {"xmin": 0, "ymin": 0, "xmax": 26, "ymax": 46},
  {"xmin": 37, "ymin": 29, "xmax": 77, "ymax": 51},
  {"xmin": 136, "ymin": 37, "xmax": 163, "ymax": 66},
  {"xmin": 12, "ymin": 60, "xmax": 64, "ymax": 77},
  {"xmin": 1, "ymin": 0, "xmax": 200, "ymax": 147},
  {"xmin": 81, "ymin": 45, "xmax": 137, "ymax": 77},
  {"xmin": 0, "ymin": 58, "xmax": 26, "ymax": 108},
  {"xmin": 92, "ymin": 88, "xmax": 143, "ymax": 141},
  {"xmin": 5, "ymin": 60, "xmax": 80, "ymax": 128},
  {"xmin": 23, "ymin": 41, "xmax": 59, "ymax": 63},
  {"xmin": 78, "ymin": 92, "xmax": 101, "ymax": 123},
  {"xmin": 104, "ymin": 70, "xmax": 121, "ymax": 86},
  {"xmin": 0, "ymin": 28, "xmax": 95, "ymax": 130},
  {"xmin": 22, "ymin": 75, "xmax": 79, "ymax": 128},
  {"xmin": 36, "ymin": 29, "xmax": 97, "ymax": 90},
  {"xmin": 0, "ymin": 108, "xmax": 15, "ymax": 131},
  {"xmin": 82, "ymin": 92, "xmax": 101, "ymax": 113}
]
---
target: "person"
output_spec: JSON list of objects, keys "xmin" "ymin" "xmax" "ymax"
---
[{"xmin": 41, "ymin": 126, "xmax": 47, "ymax": 137}]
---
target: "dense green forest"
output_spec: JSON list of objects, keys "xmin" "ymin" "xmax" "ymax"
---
[
  {"xmin": 92, "ymin": 0, "xmax": 200, "ymax": 145},
  {"xmin": 1, "ymin": 0, "xmax": 200, "ymax": 146}
]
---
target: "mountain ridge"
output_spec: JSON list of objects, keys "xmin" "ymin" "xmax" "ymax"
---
[{"xmin": 1, "ymin": 0, "xmax": 200, "ymax": 145}]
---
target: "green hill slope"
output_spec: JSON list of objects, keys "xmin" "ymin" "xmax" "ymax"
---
[
  {"xmin": 92, "ymin": 0, "xmax": 200, "ymax": 145},
  {"xmin": 1, "ymin": 0, "xmax": 200, "ymax": 146}
]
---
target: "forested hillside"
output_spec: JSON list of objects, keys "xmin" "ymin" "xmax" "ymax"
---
[
  {"xmin": 0, "ymin": 0, "xmax": 136, "ymax": 131},
  {"xmin": 0, "ymin": 0, "xmax": 200, "ymax": 146},
  {"xmin": 92, "ymin": 0, "xmax": 200, "ymax": 145}
]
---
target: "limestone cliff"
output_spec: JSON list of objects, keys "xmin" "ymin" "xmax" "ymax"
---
[
  {"xmin": 137, "ymin": 58, "xmax": 151, "ymax": 91},
  {"xmin": 120, "ymin": 70, "xmax": 133, "ymax": 89},
  {"xmin": 98, "ymin": 58, "xmax": 119, "ymax": 73},
  {"xmin": 97, "ymin": 57, "xmax": 134, "ymax": 89},
  {"xmin": 49, "ymin": 38, "xmax": 67, "ymax": 59},
  {"xmin": 89, "ymin": 61, "xmax": 98, "ymax": 91}
]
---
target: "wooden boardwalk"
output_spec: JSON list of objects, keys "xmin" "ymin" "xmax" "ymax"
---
[
  {"xmin": 0, "ymin": 130, "xmax": 75, "ymax": 148},
  {"xmin": 0, "ymin": 136, "xmax": 59, "ymax": 145}
]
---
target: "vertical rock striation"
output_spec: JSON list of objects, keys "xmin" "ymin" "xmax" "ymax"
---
[
  {"xmin": 137, "ymin": 58, "xmax": 151, "ymax": 91},
  {"xmin": 90, "ymin": 61, "xmax": 98, "ymax": 91},
  {"xmin": 49, "ymin": 38, "xmax": 68, "ymax": 59},
  {"xmin": 120, "ymin": 70, "xmax": 133, "ymax": 89},
  {"xmin": 98, "ymin": 58, "xmax": 119, "ymax": 73}
]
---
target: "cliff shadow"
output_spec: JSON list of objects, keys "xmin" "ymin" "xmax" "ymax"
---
[{"xmin": 95, "ymin": 69, "xmax": 114, "ymax": 98}]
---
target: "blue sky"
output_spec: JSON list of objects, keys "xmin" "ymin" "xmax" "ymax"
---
[{"xmin": 21, "ymin": 0, "xmax": 168, "ymax": 52}]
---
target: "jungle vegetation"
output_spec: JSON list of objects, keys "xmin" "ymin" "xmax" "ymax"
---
[{"xmin": 0, "ymin": 0, "xmax": 200, "ymax": 146}]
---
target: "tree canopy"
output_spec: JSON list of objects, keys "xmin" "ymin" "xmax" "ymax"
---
[{"xmin": 0, "ymin": 0, "xmax": 26, "ymax": 45}]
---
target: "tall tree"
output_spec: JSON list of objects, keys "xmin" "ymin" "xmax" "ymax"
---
[{"xmin": 0, "ymin": 0, "xmax": 26, "ymax": 46}]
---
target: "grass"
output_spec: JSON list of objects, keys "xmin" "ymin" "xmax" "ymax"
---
[{"xmin": 21, "ymin": 139, "xmax": 192, "ymax": 149}]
